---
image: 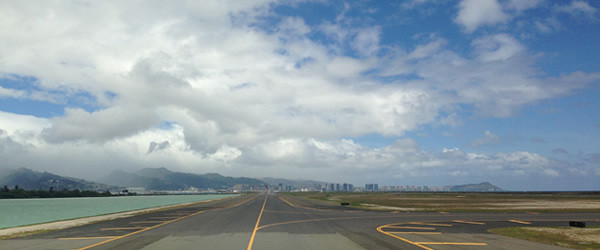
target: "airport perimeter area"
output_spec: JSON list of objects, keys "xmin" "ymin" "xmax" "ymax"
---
[{"xmin": 1, "ymin": 192, "xmax": 599, "ymax": 249}]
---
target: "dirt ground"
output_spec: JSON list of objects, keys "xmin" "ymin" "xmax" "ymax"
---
[
  {"xmin": 486, "ymin": 200, "xmax": 600, "ymax": 210},
  {"xmin": 294, "ymin": 192, "xmax": 600, "ymax": 212}
]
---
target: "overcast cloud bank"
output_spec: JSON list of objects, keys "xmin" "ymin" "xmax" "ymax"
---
[{"xmin": 1, "ymin": 0, "xmax": 599, "ymax": 190}]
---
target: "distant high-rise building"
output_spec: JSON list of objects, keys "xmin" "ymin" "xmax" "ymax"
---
[{"xmin": 343, "ymin": 183, "xmax": 348, "ymax": 191}]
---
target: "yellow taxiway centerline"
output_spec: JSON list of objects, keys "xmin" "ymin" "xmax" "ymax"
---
[
  {"xmin": 229, "ymin": 194, "xmax": 259, "ymax": 208},
  {"xmin": 453, "ymin": 220, "xmax": 485, "ymax": 225},
  {"xmin": 76, "ymin": 210, "xmax": 205, "ymax": 250},
  {"xmin": 386, "ymin": 226, "xmax": 436, "ymax": 230},
  {"xmin": 377, "ymin": 225, "xmax": 433, "ymax": 250},
  {"xmin": 59, "ymin": 236, "xmax": 117, "ymax": 240},
  {"xmin": 247, "ymin": 195, "xmax": 268, "ymax": 250},
  {"xmin": 509, "ymin": 220, "xmax": 531, "ymax": 225},
  {"xmin": 392, "ymin": 232, "xmax": 442, "ymax": 235},
  {"xmin": 129, "ymin": 221, "xmax": 166, "ymax": 224},
  {"xmin": 100, "ymin": 227, "xmax": 147, "ymax": 231},
  {"xmin": 257, "ymin": 215, "xmax": 405, "ymax": 231},
  {"xmin": 417, "ymin": 242, "xmax": 488, "ymax": 246},
  {"xmin": 378, "ymin": 222, "xmax": 488, "ymax": 248},
  {"xmin": 279, "ymin": 197, "xmax": 295, "ymax": 207},
  {"xmin": 410, "ymin": 222, "xmax": 453, "ymax": 227}
]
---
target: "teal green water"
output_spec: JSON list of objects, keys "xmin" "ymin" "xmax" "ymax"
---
[{"xmin": 0, "ymin": 194, "xmax": 237, "ymax": 229}]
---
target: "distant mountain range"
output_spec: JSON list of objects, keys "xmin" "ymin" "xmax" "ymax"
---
[
  {"xmin": 99, "ymin": 167, "xmax": 266, "ymax": 191},
  {"xmin": 446, "ymin": 182, "xmax": 503, "ymax": 192},
  {"xmin": 0, "ymin": 167, "xmax": 503, "ymax": 192},
  {"xmin": 1, "ymin": 167, "xmax": 267, "ymax": 192},
  {"xmin": 0, "ymin": 167, "xmax": 119, "ymax": 192}
]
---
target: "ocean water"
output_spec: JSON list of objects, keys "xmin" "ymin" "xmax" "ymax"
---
[{"xmin": 0, "ymin": 194, "xmax": 237, "ymax": 229}]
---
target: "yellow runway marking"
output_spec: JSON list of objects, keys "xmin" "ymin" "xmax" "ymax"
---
[
  {"xmin": 393, "ymin": 232, "xmax": 442, "ymax": 235},
  {"xmin": 100, "ymin": 227, "xmax": 146, "ymax": 231},
  {"xmin": 438, "ymin": 211, "xmax": 448, "ymax": 214},
  {"xmin": 257, "ymin": 215, "xmax": 403, "ymax": 230},
  {"xmin": 418, "ymin": 242, "xmax": 488, "ymax": 246},
  {"xmin": 509, "ymin": 220, "xmax": 531, "ymax": 225},
  {"xmin": 261, "ymin": 210, "xmax": 325, "ymax": 215},
  {"xmin": 453, "ymin": 220, "xmax": 485, "ymax": 225},
  {"xmin": 230, "ymin": 195, "xmax": 259, "ymax": 208},
  {"xmin": 77, "ymin": 210, "xmax": 205, "ymax": 250},
  {"xmin": 60, "ymin": 236, "xmax": 117, "ymax": 240},
  {"xmin": 279, "ymin": 197, "xmax": 295, "ymax": 207},
  {"xmin": 129, "ymin": 221, "xmax": 165, "ymax": 224},
  {"xmin": 377, "ymin": 225, "xmax": 433, "ymax": 250},
  {"xmin": 247, "ymin": 195, "xmax": 268, "ymax": 250},
  {"xmin": 276, "ymin": 195, "xmax": 359, "ymax": 213},
  {"xmin": 410, "ymin": 222, "xmax": 453, "ymax": 227},
  {"xmin": 386, "ymin": 226, "xmax": 436, "ymax": 230},
  {"xmin": 378, "ymin": 222, "xmax": 488, "ymax": 249},
  {"xmin": 377, "ymin": 221, "xmax": 488, "ymax": 250}
]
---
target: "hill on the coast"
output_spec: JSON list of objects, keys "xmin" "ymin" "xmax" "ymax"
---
[
  {"xmin": 446, "ymin": 182, "xmax": 503, "ymax": 192},
  {"xmin": 100, "ymin": 167, "xmax": 266, "ymax": 191},
  {"xmin": 0, "ymin": 167, "xmax": 119, "ymax": 192}
]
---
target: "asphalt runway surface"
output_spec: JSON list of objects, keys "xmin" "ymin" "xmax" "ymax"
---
[{"xmin": 2, "ymin": 192, "xmax": 599, "ymax": 249}]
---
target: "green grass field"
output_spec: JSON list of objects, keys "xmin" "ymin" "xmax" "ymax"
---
[{"xmin": 489, "ymin": 226, "xmax": 600, "ymax": 249}]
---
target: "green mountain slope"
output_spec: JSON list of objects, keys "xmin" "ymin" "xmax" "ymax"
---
[
  {"xmin": 0, "ymin": 168, "xmax": 119, "ymax": 192},
  {"xmin": 101, "ymin": 167, "xmax": 266, "ymax": 191}
]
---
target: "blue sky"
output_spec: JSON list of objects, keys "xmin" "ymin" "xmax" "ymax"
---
[{"xmin": 0, "ymin": 0, "xmax": 599, "ymax": 191}]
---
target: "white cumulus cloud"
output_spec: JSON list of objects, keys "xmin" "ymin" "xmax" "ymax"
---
[
  {"xmin": 0, "ymin": 1, "xmax": 598, "ymax": 190},
  {"xmin": 556, "ymin": 1, "xmax": 597, "ymax": 19},
  {"xmin": 454, "ymin": 0, "xmax": 509, "ymax": 33}
]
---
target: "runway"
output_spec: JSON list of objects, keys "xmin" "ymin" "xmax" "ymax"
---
[{"xmin": 1, "ymin": 191, "xmax": 598, "ymax": 249}]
